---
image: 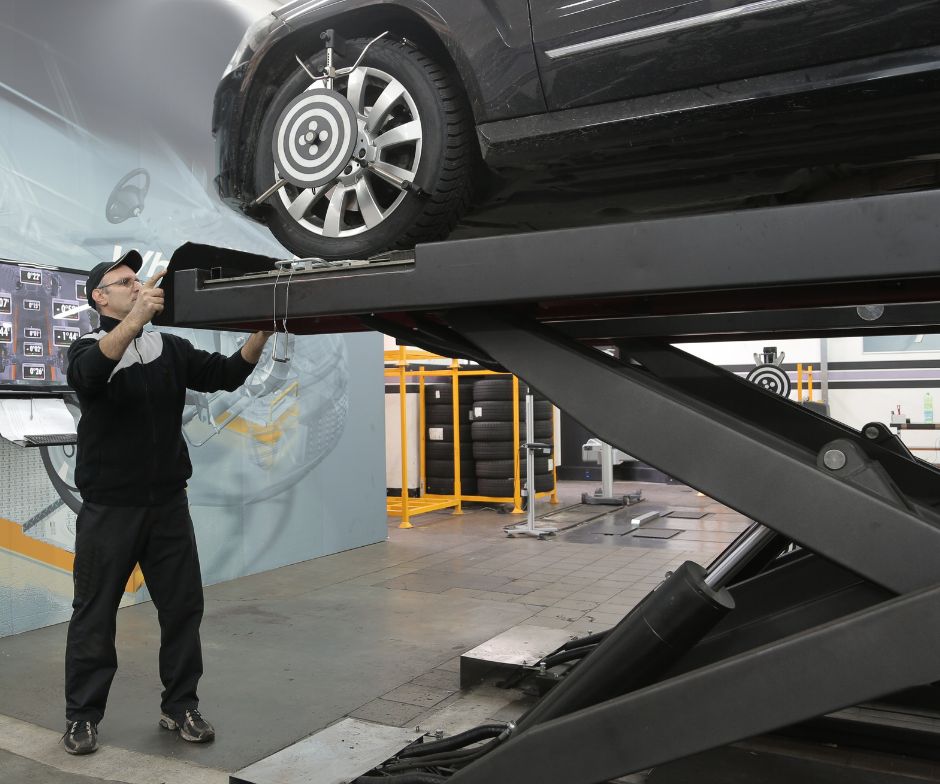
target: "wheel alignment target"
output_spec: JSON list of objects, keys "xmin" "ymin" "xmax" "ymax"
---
[
  {"xmin": 273, "ymin": 89, "xmax": 358, "ymax": 189},
  {"xmin": 746, "ymin": 363, "xmax": 792, "ymax": 397}
]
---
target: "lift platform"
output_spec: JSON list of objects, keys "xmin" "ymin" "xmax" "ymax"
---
[{"xmin": 165, "ymin": 189, "xmax": 940, "ymax": 783}]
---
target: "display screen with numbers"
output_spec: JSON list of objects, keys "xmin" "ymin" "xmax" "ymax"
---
[{"xmin": 0, "ymin": 258, "xmax": 94, "ymax": 390}]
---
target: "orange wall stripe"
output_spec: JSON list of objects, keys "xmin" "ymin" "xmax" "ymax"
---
[{"xmin": 0, "ymin": 517, "xmax": 144, "ymax": 593}]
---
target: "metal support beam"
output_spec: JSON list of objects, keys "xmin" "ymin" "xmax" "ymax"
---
[
  {"xmin": 445, "ymin": 309, "xmax": 940, "ymax": 593},
  {"xmin": 449, "ymin": 584, "xmax": 940, "ymax": 784},
  {"xmin": 165, "ymin": 190, "xmax": 940, "ymax": 336},
  {"xmin": 672, "ymin": 552, "xmax": 890, "ymax": 674},
  {"xmin": 555, "ymin": 302, "xmax": 940, "ymax": 343},
  {"xmin": 616, "ymin": 339, "xmax": 940, "ymax": 505}
]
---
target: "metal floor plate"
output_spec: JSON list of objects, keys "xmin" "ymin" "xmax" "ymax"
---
[
  {"xmin": 556, "ymin": 505, "xmax": 663, "ymax": 544},
  {"xmin": 230, "ymin": 718, "xmax": 421, "ymax": 784},
  {"xmin": 631, "ymin": 528, "xmax": 682, "ymax": 539},
  {"xmin": 561, "ymin": 528, "xmax": 628, "ymax": 544},
  {"xmin": 461, "ymin": 626, "xmax": 573, "ymax": 689},
  {"xmin": 538, "ymin": 504, "xmax": 609, "ymax": 529}
]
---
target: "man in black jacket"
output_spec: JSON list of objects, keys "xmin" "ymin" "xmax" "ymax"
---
[{"xmin": 62, "ymin": 250, "xmax": 272, "ymax": 755}]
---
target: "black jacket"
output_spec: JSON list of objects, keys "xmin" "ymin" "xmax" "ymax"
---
[{"xmin": 67, "ymin": 315, "xmax": 256, "ymax": 506}]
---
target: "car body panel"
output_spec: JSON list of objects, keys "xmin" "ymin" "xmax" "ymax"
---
[
  {"xmin": 530, "ymin": 0, "xmax": 940, "ymax": 110},
  {"xmin": 274, "ymin": 0, "xmax": 544, "ymax": 121},
  {"xmin": 477, "ymin": 44, "xmax": 940, "ymax": 185}
]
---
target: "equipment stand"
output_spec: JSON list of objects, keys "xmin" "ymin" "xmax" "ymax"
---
[
  {"xmin": 581, "ymin": 439, "xmax": 638, "ymax": 505},
  {"xmin": 505, "ymin": 391, "xmax": 557, "ymax": 538}
]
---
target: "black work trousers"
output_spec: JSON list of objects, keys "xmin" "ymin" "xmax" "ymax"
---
[{"xmin": 65, "ymin": 491, "xmax": 204, "ymax": 724}]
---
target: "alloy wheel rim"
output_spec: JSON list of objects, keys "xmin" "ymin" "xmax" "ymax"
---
[{"xmin": 275, "ymin": 65, "xmax": 423, "ymax": 239}]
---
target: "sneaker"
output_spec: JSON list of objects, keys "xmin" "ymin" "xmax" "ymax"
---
[
  {"xmin": 159, "ymin": 708, "xmax": 215, "ymax": 743},
  {"xmin": 62, "ymin": 720, "xmax": 98, "ymax": 755}
]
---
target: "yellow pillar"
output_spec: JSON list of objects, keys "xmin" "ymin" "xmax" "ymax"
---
[
  {"xmin": 511, "ymin": 374, "xmax": 524, "ymax": 514},
  {"xmin": 398, "ymin": 347, "xmax": 412, "ymax": 528},
  {"xmin": 418, "ymin": 367, "xmax": 426, "ymax": 498},
  {"xmin": 451, "ymin": 362, "xmax": 463, "ymax": 515},
  {"xmin": 550, "ymin": 416, "xmax": 560, "ymax": 505}
]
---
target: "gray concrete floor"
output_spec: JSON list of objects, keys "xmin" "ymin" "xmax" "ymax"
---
[{"xmin": 0, "ymin": 480, "xmax": 746, "ymax": 783}]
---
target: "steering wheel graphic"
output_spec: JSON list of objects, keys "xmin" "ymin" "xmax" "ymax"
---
[{"xmin": 105, "ymin": 168, "xmax": 150, "ymax": 224}]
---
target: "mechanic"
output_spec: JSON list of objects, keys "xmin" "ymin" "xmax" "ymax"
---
[{"xmin": 62, "ymin": 250, "xmax": 272, "ymax": 755}]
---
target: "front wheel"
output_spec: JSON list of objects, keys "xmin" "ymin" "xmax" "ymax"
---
[{"xmin": 255, "ymin": 38, "xmax": 475, "ymax": 259}]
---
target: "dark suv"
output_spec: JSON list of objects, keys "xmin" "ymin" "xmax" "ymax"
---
[{"xmin": 214, "ymin": 1, "xmax": 940, "ymax": 260}]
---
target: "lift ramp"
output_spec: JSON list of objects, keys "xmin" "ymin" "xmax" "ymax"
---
[{"xmin": 163, "ymin": 189, "xmax": 940, "ymax": 784}]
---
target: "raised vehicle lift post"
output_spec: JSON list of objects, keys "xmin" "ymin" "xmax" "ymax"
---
[{"xmin": 163, "ymin": 189, "xmax": 940, "ymax": 783}]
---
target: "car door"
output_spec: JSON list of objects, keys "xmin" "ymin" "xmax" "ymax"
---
[{"xmin": 530, "ymin": 0, "xmax": 940, "ymax": 110}]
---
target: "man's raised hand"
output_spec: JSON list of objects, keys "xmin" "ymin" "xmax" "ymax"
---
[{"xmin": 128, "ymin": 270, "xmax": 166, "ymax": 326}]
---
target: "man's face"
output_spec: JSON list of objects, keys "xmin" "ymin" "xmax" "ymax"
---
[{"xmin": 93, "ymin": 264, "xmax": 141, "ymax": 319}]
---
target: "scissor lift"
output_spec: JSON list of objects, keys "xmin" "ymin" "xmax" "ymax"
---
[{"xmin": 165, "ymin": 189, "xmax": 940, "ymax": 783}]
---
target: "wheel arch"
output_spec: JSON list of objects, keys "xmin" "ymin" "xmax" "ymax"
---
[{"xmin": 236, "ymin": 5, "xmax": 481, "ymax": 205}]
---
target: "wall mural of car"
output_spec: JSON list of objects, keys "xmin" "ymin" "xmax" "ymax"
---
[{"xmin": 215, "ymin": 0, "xmax": 940, "ymax": 260}]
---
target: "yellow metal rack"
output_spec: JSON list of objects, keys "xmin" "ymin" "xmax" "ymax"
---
[{"xmin": 384, "ymin": 347, "xmax": 559, "ymax": 528}]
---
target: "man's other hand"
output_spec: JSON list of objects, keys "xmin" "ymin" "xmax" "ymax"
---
[{"xmin": 241, "ymin": 330, "xmax": 274, "ymax": 365}]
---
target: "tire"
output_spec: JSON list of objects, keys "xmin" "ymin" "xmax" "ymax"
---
[
  {"xmin": 475, "ymin": 458, "xmax": 550, "ymax": 478},
  {"xmin": 427, "ymin": 458, "xmax": 475, "ymax": 478},
  {"xmin": 427, "ymin": 424, "xmax": 471, "ymax": 443},
  {"xmin": 472, "ymin": 378, "xmax": 546, "ymax": 403},
  {"xmin": 255, "ymin": 38, "xmax": 475, "ymax": 260},
  {"xmin": 425, "ymin": 383, "xmax": 474, "ymax": 404},
  {"xmin": 426, "ymin": 403, "xmax": 472, "ymax": 425},
  {"xmin": 472, "ymin": 441, "xmax": 554, "ymax": 460},
  {"xmin": 427, "ymin": 441, "xmax": 469, "ymax": 459},
  {"xmin": 471, "ymin": 441, "xmax": 515, "ymax": 460},
  {"xmin": 471, "ymin": 420, "xmax": 553, "ymax": 441},
  {"xmin": 470, "ymin": 400, "xmax": 552, "ymax": 421},
  {"xmin": 427, "ymin": 477, "xmax": 477, "ymax": 495},
  {"xmin": 477, "ymin": 474, "xmax": 554, "ymax": 497}
]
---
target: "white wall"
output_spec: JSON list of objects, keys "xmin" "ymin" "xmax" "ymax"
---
[
  {"xmin": 675, "ymin": 338, "xmax": 821, "ymax": 367},
  {"xmin": 678, "ymin": 335, "xmax": 940, "ymax": 464}
]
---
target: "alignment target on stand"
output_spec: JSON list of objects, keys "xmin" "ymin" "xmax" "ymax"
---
[
  {"xmin": 272, "ymin": 89, "xmax": 358, "ymax": 188},
  {"xmin": 746, "ymin": 363, "xmax": 791, "ymax": 397}
]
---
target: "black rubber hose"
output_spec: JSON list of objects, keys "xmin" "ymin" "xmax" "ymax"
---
[
  {"xmin": 354, "ymin": 774, "xmax": 446, "ymax": 784},
  {"xmin": 397, "ymin": 724, "xmax": 508, "ymax": 759},
  {"xmin": 383, "ymin": 741, "xmax": 497, "ymax": 772},
  {"xmin": 558, "ymin": 629, "xmax": 610, "ymax": 651},
  {"xmin": 541, "ymin": 644, "xmax": 598, "ymax": 668}
]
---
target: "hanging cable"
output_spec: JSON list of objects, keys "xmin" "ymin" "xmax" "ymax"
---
[{"xmin": 271, "ymin": 261, "xmax": 295, "ymax": 362}]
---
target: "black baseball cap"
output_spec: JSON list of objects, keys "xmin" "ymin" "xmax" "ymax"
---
[{"xmin": 85, "ymin": 249, "xmax": 143, "ymax": 309}]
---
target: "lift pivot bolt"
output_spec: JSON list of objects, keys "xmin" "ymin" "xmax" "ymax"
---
[{"xmin": 823, "ymin": 449, "xmax": 847, "ymax": 470}]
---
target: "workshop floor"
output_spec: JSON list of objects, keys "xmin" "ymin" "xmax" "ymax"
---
[{"xmin": 0, "ymin": 480, "xmax": 747, "ymax": 783}]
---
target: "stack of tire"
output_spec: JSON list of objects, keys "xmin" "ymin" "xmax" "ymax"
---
[
  {"xmin": 471, "ymin": 378, "xmax": 555, "ymax": 498},
  {"xmin": 424, "ymin": 381, "xmax": 476, "ymax": 495}
]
